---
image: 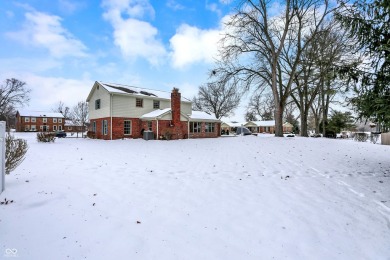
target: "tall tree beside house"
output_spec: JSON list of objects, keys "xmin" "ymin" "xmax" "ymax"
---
[
  {"xmin": 213, "ymin": 0, "xmax": 332, "ymax": 136},
  {"xmin": 335, "ymin": 0, "xmax": 390, "ymax": 129},
  {"xmin": 52, "ymin": 101, "xmax": 71, "ymax": 119},
  {"xmin": 71, "ymin": 101, "xmax": 88, "ymax": 137},
  {"xmin": 0, "ymin": 78, "xmax": 30, "ymax": 129},
  {"xmin": 192, "ymin": 80, "xmax": 241, "ymax": 119}
]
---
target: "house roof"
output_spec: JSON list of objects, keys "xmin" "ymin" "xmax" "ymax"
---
[
  {"xmin": 189, "ymin": 111, "xmax": 219, "ymax": 121},
  {"xmin": 86, "ymin": 81, "xmax": 191, "ymax": 102},
  {"xmin": 246, "ymin": 120, "xmax": 276, "ymax": 127},
  {"xmin": 140, "ymin": 108, "xmax": 172, "ymax": 119},
  {"xmin": 17, "ymin": 110, "xmax": 64, "ymax": 118},
  {"xmin": 222, "ymin": 121, "xmax": 245, "ymax": 127},
  {"xmin": 140, "ymin": 109, "xmax": 220, "ymax": 122}
]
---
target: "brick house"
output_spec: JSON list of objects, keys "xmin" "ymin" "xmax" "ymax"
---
[
  {"xmin": 86, "ymin": 81, "xmax": 221, "ymax": 140},
  {"xmin": 245, "ymin": 121, "xmax": 294, "ymax": 133},
  {"xmin": 15, "ymin": 111, "xmax": 65, "ymax": 132}
]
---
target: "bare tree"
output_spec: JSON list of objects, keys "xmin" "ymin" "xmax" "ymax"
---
[
  {"xmin": 52, "ymin": 101, "xmax": 70, "ymax": 119},
  {"xmin": 290, "ymin": 21, "xmax": 356, "ymax": 136},
  {"xmin": 192, "ymin": 80, "xmax": 241, "ymax": 119},
  {"xmin": 248, "ymin": 91, "xmax": 275, "ymax": 120},
  {"xmin": 214, "ymin": 0, "xmax": 332, "ymax": 136},
  {"xmin": 71, "ymin": 101, "xmax": 88, "ymax": 137},
  {"xmin": 0, "ymin": 78, "xmax": 30, "ymax": 129},
  {"xmin": 245, "ymin": 110, "xmax": 258, "ymax": 121}
]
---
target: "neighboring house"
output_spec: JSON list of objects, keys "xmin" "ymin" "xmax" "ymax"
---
[
  {"xmin": 64, "ymin": 120, "xmax": 88, "ymax": 132},
  {"xmin": 221, "ymin": 121, "xmax": 245, "ymax": 133},
  {"xmin": 86, "ymin": 81, "xmax": 221, "ymax": 140},
  {"xmin": 245, "ymin": 121, "xmax": 294, "ymax": 133},
  {"xmin": 16, "ymin": 111, "xmax": 65, "ymax": 132}
]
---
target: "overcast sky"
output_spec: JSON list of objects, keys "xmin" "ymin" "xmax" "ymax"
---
[{"xmin": 1, "ymin": 0, "xmax": 256, "ymax": 121}]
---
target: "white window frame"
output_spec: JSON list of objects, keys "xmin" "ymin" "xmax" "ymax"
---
[
  {"xmin": 58, "ymin": 118, "xmax": 62, "ymax": 123},
  {"xmin": 24, "ymin": 117, "xmax": 30, "ymax": 122},
  {"xmin": 24, "ymin": 125, "xmax": 30, "ymax": 131},
  {"xmin": 205, "ymin": 122, "xmax": 215, "ymax": 133},
  {"xmin": 43, "ymin": 118, "xmax": 47, "ymax": 123},
  {"xmin": 58, "ymin": 125, "xmax": 62, "ymax": 131},
  {"xmin": 31, "ymin": 117, "xmax": 36, "ymax": 123},
  {"xmin": 153, "ymin": 100, "xmax": 160, "ymax": 109},
  {"xmin": 190, "ymin": 122, "xmax": 201, "ymax": 133},
  {"xmin": 53, "ymin": 118, "xmax": 57, "ymax": 123},
  {"xmin": 124, "ymin": 120, "xmax": 132, "ymax": 135},
  {"xmin": 31, "ymin": 125, "xmax": 36, "ymax": 131},
  {"xmin": 53, "ymin": 125, "xmax": 57, "ymax": 131},
  {"xmin": 136, "ymin": 98, "xmax": 143, "ymax": 108},
  {"xmin": 102, "ymin": 120, "xmax": 108, "ymax": 135}
]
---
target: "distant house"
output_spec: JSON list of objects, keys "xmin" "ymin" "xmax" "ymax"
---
[
  {"xmin": 86, "ymin": 81, "xmax": 221, "ymax": 140},
  {"xmin": 245, "ymin": 121, "xmax": 294, "ymax": 133},
  {"xmin": 16, "ymin": 111, "xmax": 65, "ymax": 132},
  {"xmin": 64, "ymin": 120, "xmax": 88, "ymax": 133},
  {"xmin": 221, "ymin": 121, "xmax": 244, "ymax": 133}
]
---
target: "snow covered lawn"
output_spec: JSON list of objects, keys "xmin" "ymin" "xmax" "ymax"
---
[{"xmin": 1, "ymin": 133, "xmax": 390, "ymax": 259}]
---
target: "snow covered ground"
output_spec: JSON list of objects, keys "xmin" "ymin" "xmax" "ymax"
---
[{"xmin": 1, "ymin": 133, "xmax": 390, "ymax": 260}]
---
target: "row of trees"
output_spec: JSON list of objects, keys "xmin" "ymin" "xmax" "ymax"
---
[{"xmin": 193, "ymin": 0, "xmax": 389, "ymax": 136}]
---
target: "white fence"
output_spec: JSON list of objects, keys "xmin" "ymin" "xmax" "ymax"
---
[
  {"xmin": 0, "ymin": 122, "xmax": 5, "ymax": 193},
  {"xmin": 382, "ymin": 133, "xmax": 390, "ymax": 145}
]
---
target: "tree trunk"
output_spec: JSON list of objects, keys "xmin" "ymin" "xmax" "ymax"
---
[
  {"xmin": 300, "ymin": 110, "xmax": 308, "ymax": 137},
  {"xmin": 274, "ymin": 104, "xmax": 284, "ymax": 137}
]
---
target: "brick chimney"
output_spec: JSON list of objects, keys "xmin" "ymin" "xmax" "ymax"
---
[{"xmin": 171, "ymin": 88, "xmax": 181, "ymax": 126}]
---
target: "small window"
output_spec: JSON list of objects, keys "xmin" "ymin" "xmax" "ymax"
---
[
  {"xmin": 205, "ymin": 123, "xmax": 215, "ymax": 133},
  {"xmin": 153, "ymin": 100, "xmax": 160, "ymax": 109},
  {"xmin": 136, "ymin": 98, "xmax": 143, "ymax": 107},
  {"xmin": 31, "ymin": 125, "xmax": 36, "ymax": 131},
  {"xmin": 24, "ymin": 125, "xmax": 30, "ymax": 131},
  {"xmin": 58, "ymin": 125, "xmax": 62, "ymax": 131},
  {"xmin": 68, "ymin": 126, "xmax": 72, "ymax": 130},
  {"xmin": 43, "ymin": 118, "xmax": 47, "ymax": 123},
  {"xmin": 147, "ymin": 121, "xmax": 152, "ymax": 131},
  {"xmin": 31, "ymin": 117, "xmax": 36, "ymax": 123},
  {"xmin": 95, "ymin": 99, "xmax": 101, "ymax": 110},
  {"xmin": 24, "ymin": 117, "xmax": 30, "ymax": 122},
  {"xmin": 58, "ymin": 118, "xmax": 62, "ymax": 123},
  {"xmin": 124, "ymin": 120, "xmax": 132, "ymax": 135},
  {"xmin": 92, "ymin": 121, "xmax": 96, "ymax": 132},
  {"xmin": 53, "ymin": 118, "xmax": 57, "ymax": 123},
  {"xmin": 53, "ymin": 125, "xmax": 57, "ymax": 131},
  {"xmin": 190, "ymin": 122, "xmax": 201, "ymax": 133},
  {"xmin": 102, "ymin": 120, "xmax": 108, "ymax": 135}
]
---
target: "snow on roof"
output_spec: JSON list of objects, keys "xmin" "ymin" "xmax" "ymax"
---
[
  {"xmin": 18, "ymin": 110, "xmax": 64, "ymax": 118},
  {"xmin": 189, "ymin": 111, "xmax": 219, "ymax": 121},
  {"xmin": 249, "ymin": 120, "xmax": 276, "ymax": 127},
  {"xmin": 140, "ymin": 108, "xmax": 171, "ymax": 119},
  {"xmin": 222, "ymin": 121, "xmax": 245, "ymax": 127},
  {"xmin": 98, "ymin": 82, "xmax": 191, "ymax": 102}
]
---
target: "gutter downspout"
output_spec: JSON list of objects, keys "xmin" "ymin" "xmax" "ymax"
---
[
  {"xmin": 187, "ymin": 119, "xmax": 190, "ymax": 139},
  {"xmin": 110, "ymin": 94, "xmax": 113, "ymax": 140},
  {"xmin": 156, "ymin": 118, "xmax": 159, "ymax": 140}
]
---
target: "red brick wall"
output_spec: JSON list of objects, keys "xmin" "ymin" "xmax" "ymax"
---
[
  {"xmin": 171, "ymin": 88, "xmax": 181, "ymax": 127},
  {"xmin": 189, "ymin": 122, "xmax": 221, "ymax": 138},
  {"xmin": 90, "ymin": 117, "xmax": 220, "ymax": 140},
  {"xmin": 16, "ymin": 115, "xmax": 65, "ymax": 132}
]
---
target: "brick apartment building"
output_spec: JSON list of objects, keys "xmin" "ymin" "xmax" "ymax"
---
[{"xmin": 16, "ymin": 111, "xmax": 65, "ymax": 132}]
